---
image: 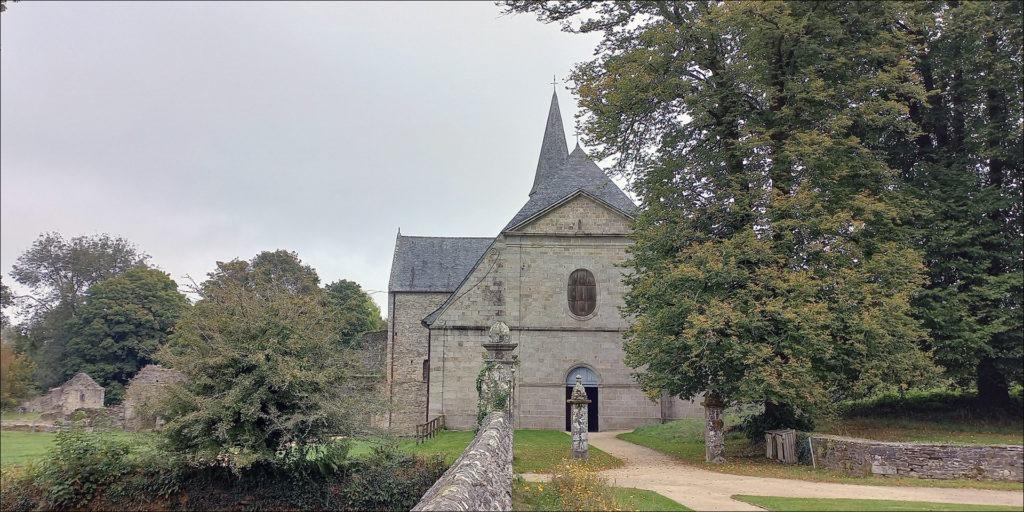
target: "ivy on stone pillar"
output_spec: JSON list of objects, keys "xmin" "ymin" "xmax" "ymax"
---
[
  {"xmin": 703, "ymin": 392, "xmax": 726, "ymax": 464},
  {"xmin": 566, "ymin": 375, "xmax": 591, "ymax": 460},
  {"xmin": 476, "ymin": 322, "xmax": 518, "ymax": 427}
]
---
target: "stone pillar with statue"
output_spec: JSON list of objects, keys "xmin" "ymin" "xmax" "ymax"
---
[
  {"xmin": 567, "ymin": 375, "xmax": 591, "ymax": 460},
  {"xmin": 477, "ymin": 321, "xmax": 518, "ymax": 426}
]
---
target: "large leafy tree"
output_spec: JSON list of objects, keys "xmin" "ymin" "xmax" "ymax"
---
[
  {"xmin": 198, "ymin": 249, "xmax": 320, "ymax": 300},
  {"xmin": 1, "ymin": 341, "xmax": 36, "ymax": 410},
  {"xmin": 892, "ymin": 1, "xmax": 1023, "ymax": 406},
  {"xmin": 63, "ymin": 268, "xmax": 189, "ymax": 404},
  {"xmin": 9, "ymin": 233, "xmax": 149, "ymax": 388},
  {"xmin": 324, "ymin": 279, "xmax": 385, "ymax": 347},
  {"xmin": 507, "ymin": 1, "xmax": 937, "ymax": 429},
  {"xmin": 158, "ymin": 251, "xmax": 376, "ymax": 465}
]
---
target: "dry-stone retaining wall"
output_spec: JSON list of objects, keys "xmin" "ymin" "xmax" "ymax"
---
[
  {"xmin": 412, "ymin": 412, "xmax": 513, "ymax": 511},
  {"xmin": 810, "ymin": 434, "xmax": 1023, "ymax": 482}
]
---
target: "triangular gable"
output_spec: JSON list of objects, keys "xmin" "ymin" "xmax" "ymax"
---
[
  {"xmin": 505, "ymin": 189, "xmax": 634, "ymax": 234},
  {"xmin": 422, "ymin": 238, "xmax": 497, "ymax": 327}
]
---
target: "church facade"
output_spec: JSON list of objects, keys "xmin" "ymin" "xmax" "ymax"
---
[{"xmin": 385, "ymin": 92, "xmax": 700, "ymax": 433}]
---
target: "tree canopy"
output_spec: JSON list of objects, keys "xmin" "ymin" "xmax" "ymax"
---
[
  {"xmin": 8, "ymin": 233, "xmax": 149, "ymax": 389},
  {"xmin": 158, "ymin": 251, "xmax": 379, "ymax": 466},
  {"xmin": 506, "ymin": 1, "xmax": 1005, "ymax": 429},
  {"xmin": 324, "ymin": 279, "xmax": 385, "ymax": 347},
  {"xmin": 63, "ymin": 267, "xmax": 189, "ymax": 404}
]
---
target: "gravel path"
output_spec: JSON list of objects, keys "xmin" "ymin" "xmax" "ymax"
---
[{"xmin": 521, "ymin": 430, "xmax": 1024, "ymax": 511}]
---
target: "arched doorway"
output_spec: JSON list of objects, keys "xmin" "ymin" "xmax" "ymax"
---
[{"xmin": 565, "ymin": 366, "xmax": 599, "ymax": 432}]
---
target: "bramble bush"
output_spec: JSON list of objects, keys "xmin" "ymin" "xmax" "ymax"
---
[{"xmin": 0, "ymin": 429, "xmax": 446, "ymax": 512}]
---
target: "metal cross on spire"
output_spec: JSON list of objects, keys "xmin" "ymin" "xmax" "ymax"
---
[{"xmin": 550, "ymin": 74, "xmax": 558, "ymax": 88}]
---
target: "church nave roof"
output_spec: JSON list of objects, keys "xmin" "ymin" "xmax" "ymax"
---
[{"xmin": 388, "ymin": 234, "xmax": 493, "ymax": 293}]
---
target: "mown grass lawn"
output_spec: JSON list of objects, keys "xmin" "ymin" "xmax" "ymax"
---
[
  {"xmin": 352, "ymin": 429, "xmax": 623, "ymax": 473},
  {"xmin": 0, "ymin": 431, "xmax": 56, "ymax": 467},
  {"xmin": 0, "ymin": 430, "xmax": 163, "ymax": 468},
  {"xmin": 732, "ymin": 495, "xmax": 1022, "ymax": 511},
  {"xmin": 513, "ymin": 480, "xmax": 690, "ymax": 511},
  {"xmin": 618, "ymin": 419, "xmax": 1023, "ymax": 491}
]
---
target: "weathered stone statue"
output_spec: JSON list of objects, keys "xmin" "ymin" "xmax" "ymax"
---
[
  {"xmin": 567, "ymin": 375, "xmax": 591, "ymax": 460},
  {"xmin": 477, "ymin": 321, "xmax": 518, "ymax": 425},
  {"xmin": 703, "ymin": 392, "xmax": 726, "ymax": 463}
]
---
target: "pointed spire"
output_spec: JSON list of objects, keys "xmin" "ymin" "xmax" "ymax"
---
[{"xmin": 529, "ymin": 89, "xmax": 569, "ymax": 197}]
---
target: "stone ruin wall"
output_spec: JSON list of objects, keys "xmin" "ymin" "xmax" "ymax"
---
[
  {"xmin": 21, "ymin": 374, "xmax": 104, "ymax": 417},
  {"xmin": 123, "ymin": 365, "xmax": 186, "ymax": 431},
  {"xmin": 411, "ymin": 411, "xmax": 514, "ymax": 511},
  {"xmin": 810, "ymin": 434, "xmax": 1023, "ymax": 482}
]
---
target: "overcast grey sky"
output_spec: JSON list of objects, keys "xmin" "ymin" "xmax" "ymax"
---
[{"xmin": 0, "ymin": 1, "xmax": 602, "ymax": 311}]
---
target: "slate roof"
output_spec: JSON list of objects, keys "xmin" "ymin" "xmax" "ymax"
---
[
  {"xmin": 387, "ymin": 234, "xmax": 493, "ymax": 292},
  {"xmin": 505, "ymin": 91, "xmax": 636, "ymax": 231}
]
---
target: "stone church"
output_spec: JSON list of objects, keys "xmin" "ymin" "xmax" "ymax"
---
[{"xmin": 385, "ymin": 91, "xmax": 700, "ymax": 434}]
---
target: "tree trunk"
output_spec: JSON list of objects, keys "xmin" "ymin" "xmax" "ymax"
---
[{"xmin": 976, "ymin": 357, "xmax": 1010, "ymax": 407}]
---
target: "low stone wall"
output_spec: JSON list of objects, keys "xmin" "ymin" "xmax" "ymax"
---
[
  {"xmin": 810, "ymin": 434, "xmax": 1023, "ymax": 482},
  {"xmin": 412, "ymin": 412, "xmax": 513, "ymax": 511}
]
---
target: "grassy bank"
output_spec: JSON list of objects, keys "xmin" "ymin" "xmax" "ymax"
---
[
  {"xmin": 5, "ymin": 428, "xmax": 623, "ymax": 474},
  {"xmin": 0, "ymin": 431, "xmax": 56, "ymax": 467},
  {"xmin": 514, "ymin": 480, "xmax": 690, "ymax": 511},
  {"xmin": 618, "ymin": 419, "xmax": 1022, "ymax": 491},
  {"xmin": 0, "ymin": 430, "xmax": 163, "ymax": 468},
  {"xmin": 357, "ymin": 429, "xmax": 623, "ymax": 473},
  {"xmin": 822, "ymin": 389, "xmax": 1024, "ymax": 445},
  {"xmin": 732, "ymin": 495, "xmax": 1022, "ymax": 511}
]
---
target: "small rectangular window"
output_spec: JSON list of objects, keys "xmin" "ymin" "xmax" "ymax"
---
[{"xmin": 422, "ymin": 359, "xmax": 429, "ymax": 382}]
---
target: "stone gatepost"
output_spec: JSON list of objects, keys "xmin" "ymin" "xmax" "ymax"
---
[
  {"xmin": 703, "ymin": 392, "xmax": 726, "ymax": 464},
  {"xmin": 478, "ymin": 322, "xmax": 518, "ymax": 426},
  {"xmin": 567, "ymin": 375, "xmax": 591, "ymax": 460}
]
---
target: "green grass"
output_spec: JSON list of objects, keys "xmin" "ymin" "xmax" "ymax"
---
[
  {"xmin": 402, "ymin": 430, "xmax": 475, "ymax": 465},
  {"xmin": 511, "ymin": 430, "xmax": 622, "ymax": 473},
  {"xmin": 614, "ymin": 488, "xmax": 691, "ymax": 511},
  {"xmin": 818, "ymin": 416, "xmax": 1023, "ymax": 445},
  {"xmin": 732, "ymin": 495, "xmax": 1022, "ymax": 511},
  {"xmin": 351, "ymin": 429, "xmax": 623, "ymax": 473},
  {"xmin": 619, "ymin": 419, "xmax": 1023, "ymax": 491},
  {"xmin": 0, "ymin": 431, "xmax": 56, "ymax": 467},
  {"xmin": 0, "ymin": 430, "xmax": 161, "ymax": 468},
  {"xmin": 513, "ymin": 480, "xmax": 690, "ymax": 511},
  {"xmin": 823, "ymin": 389, "xmax": 1024, "ymax": 445}
]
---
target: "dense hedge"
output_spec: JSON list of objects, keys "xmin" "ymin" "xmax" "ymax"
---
[{"xmin": 0, "ymin": 431, "xmax": 446, "ymax": 512}]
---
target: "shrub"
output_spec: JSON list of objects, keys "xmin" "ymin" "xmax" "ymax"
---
[
  {"xmin": 839, "ymin": 388, "xmax": 1024, "ymax": 420},
  {"xmin": 341, "ymin": 444, "xmax": 447, "ymax": 511},
  {"xmin": 0, "ymin": 467, "xmax": 40, "ymax": 512},
  {"xmin": 32, "ymin": 429, "xmax": 132, "ymax": 509},
  {"xmin": 739, "ymin": 402, "xmax": 815, "ymax": 441},
  {"xmin": 549, "ymin": 459, "xmax": 619, "ymax": 512},
  {"xmin": 0, "ymin": 430, "xmax": 445, "ymax": 512}
]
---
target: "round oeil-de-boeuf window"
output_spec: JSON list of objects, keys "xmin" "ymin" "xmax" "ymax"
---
[{"xmin": 567, "ymin": 268, "xmax": 596, "ymax": 317}]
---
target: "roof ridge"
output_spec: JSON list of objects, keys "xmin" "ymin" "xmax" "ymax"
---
[{"xmin": 397, "ymin": 235, "xmax": 494, "ymax": 240}]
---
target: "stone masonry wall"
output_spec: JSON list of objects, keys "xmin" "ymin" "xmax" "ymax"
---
[
  {"xmin": 810, "ymin": 434, "xmax": 1023, "ymax": 482},
  {"xmin": 388, "ymin": 291, "xmax": 449, "ymax": 435},
  {"xmin": 21, "ymin": 373, "xmax": 104, "ymax": 416},
  {"xmin": 513, "ymin": 194, "xmax": 633, "ymax": 236},
  {"xmin": 412, "ymin": 411, "xmax": 513, "ymax": 511},
  {"xmin": 123, "ymin": 365, "xmax": 186, "ymax": 431}
]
